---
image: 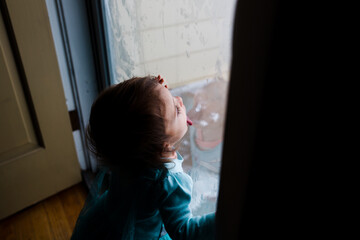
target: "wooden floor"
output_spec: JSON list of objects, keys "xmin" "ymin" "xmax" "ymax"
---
[{"xmin": 0, "ymin": 183, "xmax": 88, "ymax": 240}]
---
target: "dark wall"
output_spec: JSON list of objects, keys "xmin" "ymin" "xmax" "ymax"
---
[{"xmin": 217, "ymin": 1, "xmax": 350, "ymax": 238}]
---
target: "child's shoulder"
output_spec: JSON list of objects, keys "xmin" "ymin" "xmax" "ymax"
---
[
  {"xmin": 139, "ymin": 152, "xmax": 192, "ymax": 193},
  {"xmin": 161, "ymin": 152, "xmax": 193, "ymax": 192}
]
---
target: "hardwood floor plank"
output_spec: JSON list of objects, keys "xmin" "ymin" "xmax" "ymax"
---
[
  {"xmin": 0, "ymin": 183, "xmax": 88, "ymax": 240},
  {"xmin": 58, "ymin": 184, "xmax": 87, "ymax": 231},
  {"xmin": 43, "ymin": 195, "xmax": 73, "ymax": 240},
  {"xmin": 13, "ymin": 206, "xmax": 37, "ymax": 239},
  {"xmin": 30, "ymin": 203, "xmax": 53, "ymax": 239},
  {"xmin": 75, "ymin": 182, "xmax": 88, "ymax": 200},
  {"xmin": 0, "ymin": 218, "xmax": 16, "ymax": 240}
]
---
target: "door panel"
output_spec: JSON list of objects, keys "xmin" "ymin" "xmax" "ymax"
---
[
  {"xmin": 0, "ymin": 0, "xmax": 81, "ymax": 220},
  {"xmin": 0, "ymin": 21, "xmax": 38, "ymax": 164}
]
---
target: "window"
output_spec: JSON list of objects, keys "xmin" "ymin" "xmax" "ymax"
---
[{"xmin": 101, "ymin": 0, "xmax": 236, "ymax": 215}]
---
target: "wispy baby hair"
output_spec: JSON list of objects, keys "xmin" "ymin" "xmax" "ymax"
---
[{"xmin": 86, "ymin": 76, "xmax": 172, "ymax": 173}]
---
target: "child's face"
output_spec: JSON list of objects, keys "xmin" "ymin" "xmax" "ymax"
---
[{"xmin": 156, "ymin": 84, "xmax": 189, "ymax": 147}]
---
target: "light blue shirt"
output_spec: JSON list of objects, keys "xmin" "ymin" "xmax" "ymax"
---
[{"xmin": 71, "ymin": 152, "xmax": 216, "ymax": 240}]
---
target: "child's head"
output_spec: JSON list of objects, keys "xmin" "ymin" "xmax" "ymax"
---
[{"xmin": 87, "ymin": 76, "xmax": 189, "ymax": 171}]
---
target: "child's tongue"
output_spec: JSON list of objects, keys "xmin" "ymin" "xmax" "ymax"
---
[{"xmin": 187, "ymin": 116, "xmax": 193, "ymax": 126}]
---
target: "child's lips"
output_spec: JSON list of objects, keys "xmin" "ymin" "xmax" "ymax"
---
[{"xmin": 187, "ymin": 116, "xmax": 193, "ymax": 126}]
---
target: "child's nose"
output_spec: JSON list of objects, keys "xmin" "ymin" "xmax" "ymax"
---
[{"xmin": 176, "ymin": 96, "xmax": 183, "ymax": 107}]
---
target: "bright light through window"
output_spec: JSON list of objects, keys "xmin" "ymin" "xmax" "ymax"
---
[{"xmin": 104, "ymin": 0, "xmax": 236, "ymax": 216}]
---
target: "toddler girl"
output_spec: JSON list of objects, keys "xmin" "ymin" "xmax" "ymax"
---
[{"xmin": 71, "ymin": 76, "xmax": 216, "ymax": 240}]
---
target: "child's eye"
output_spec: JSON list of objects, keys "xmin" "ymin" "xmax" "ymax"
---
[{"xmin": 176, "ymin": 106, "xmax": 181, "ymax": 115}]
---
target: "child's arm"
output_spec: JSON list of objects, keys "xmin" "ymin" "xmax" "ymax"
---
[{"xmin": 159, "ymin": 171, "xmax": 216, "ymax": 240}]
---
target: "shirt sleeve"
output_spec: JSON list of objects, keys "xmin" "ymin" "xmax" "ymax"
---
[{"xmin": 159, "ymin": 171, "xmax": 216, "ymax": 240}]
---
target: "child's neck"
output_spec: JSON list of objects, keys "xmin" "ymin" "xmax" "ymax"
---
[{"xmin": 163, "ymin": 151, "xmax": 177, "ymax": 159}]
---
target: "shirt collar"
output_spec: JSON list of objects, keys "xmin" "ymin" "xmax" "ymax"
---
[{"xmin": 164, "ymin": 152, "xmax": 184, "ymax": 173}]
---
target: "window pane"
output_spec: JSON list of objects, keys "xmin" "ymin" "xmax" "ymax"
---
[{"xmin": 104, "ymin": 0, "xmax": 236, "ymax": 215}]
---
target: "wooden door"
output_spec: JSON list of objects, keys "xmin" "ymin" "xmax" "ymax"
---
[{"xmin": 0, "ymin": 0, "xmax": 81, "ymax": 220}]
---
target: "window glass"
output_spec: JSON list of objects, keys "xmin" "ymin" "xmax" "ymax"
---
[{"xmin": 104, "ymin": 0, "xmax": 236, "ymax": 215}]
